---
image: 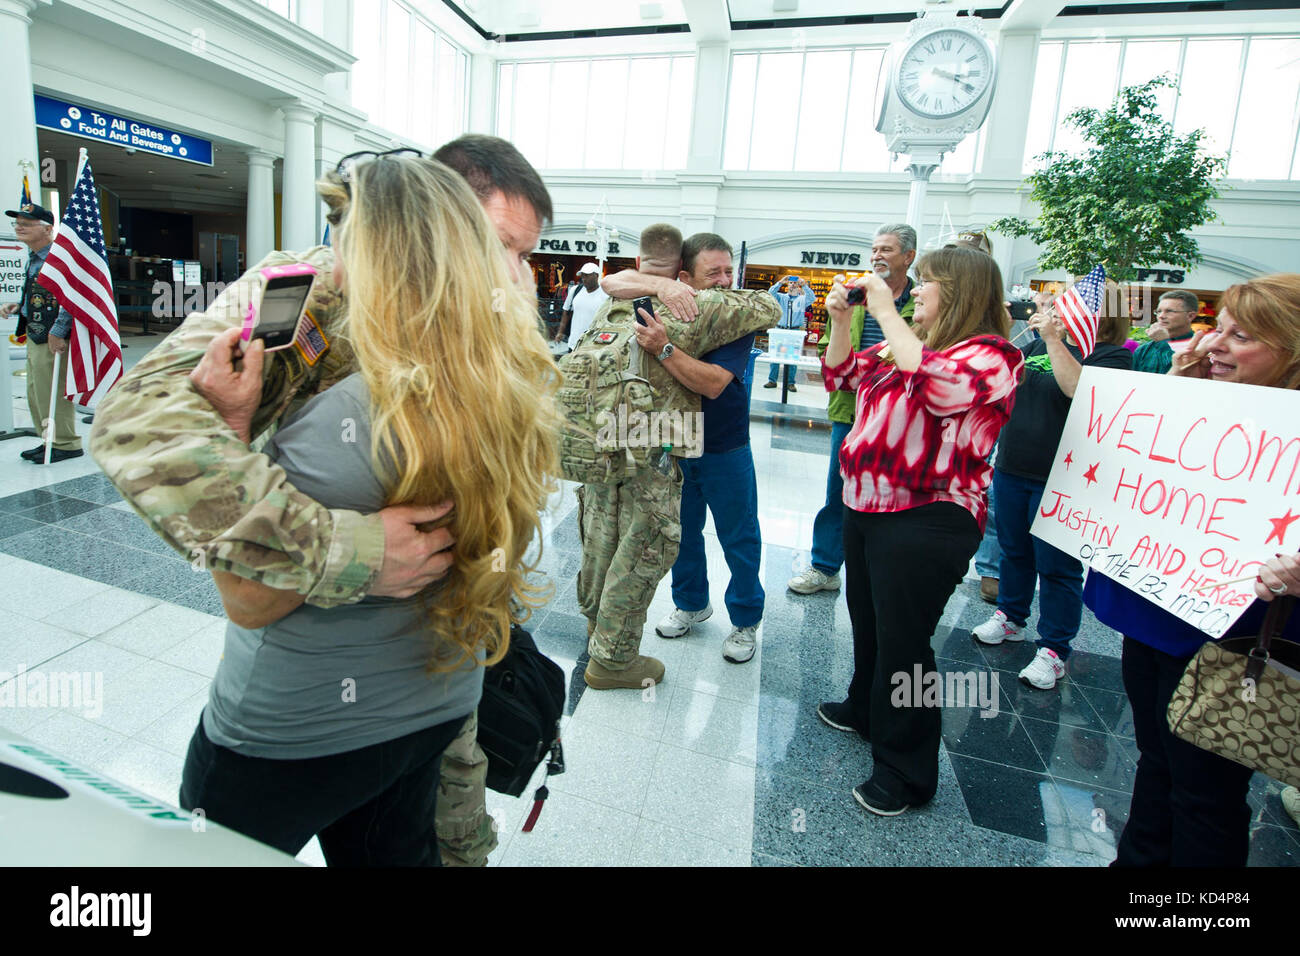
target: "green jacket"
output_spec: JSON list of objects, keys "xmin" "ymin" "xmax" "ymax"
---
[{"xmin": 817, "ymin": 294, "xmax": 917, "ymax": 424}]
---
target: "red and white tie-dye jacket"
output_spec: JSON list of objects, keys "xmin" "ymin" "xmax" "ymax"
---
[{"xmin": 821, "ymin": 334, "xmax": 1023, "ymax": 532}]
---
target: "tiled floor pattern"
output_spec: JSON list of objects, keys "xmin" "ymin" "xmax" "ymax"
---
[{"xmin": 1, "ymin": 358, "xmax": 1297, "ymax": 865}]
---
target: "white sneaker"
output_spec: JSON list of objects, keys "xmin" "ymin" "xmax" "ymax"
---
[
  {"xmin": 971, "ymin": 609, "xmax": 1024, "ymax": 645},
  {"xmin": 655, "ymin": 603, "xmax": 712, "ymax": 638},
  {"xmin": 787, "ymin": 567, "xmax": 841, "ymax": 595},
  {"xmin": 1019, "ymin": 648, "xmax": 1066, "ymax": 690},
  {"xmin": 722, "ymin": 625, "xmax": 758, "ymax": 663}
]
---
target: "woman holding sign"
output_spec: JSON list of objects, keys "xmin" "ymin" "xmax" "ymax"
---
[
  {"xmin": 817, "ymin": 246, "xmax": 1023, "ymax": 816},
  {"xmin": 1085, "ymin": 273, "xmax": 1300, "ymax": 867}
]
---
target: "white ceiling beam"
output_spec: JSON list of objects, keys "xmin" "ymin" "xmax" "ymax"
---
[
  {"xmin": 998, "ymin": 0, "xmax": 1068, "ymax": 33},
  {"xmin": 683, "ymin": 0, "xmax": 730, "ymax": 42}
]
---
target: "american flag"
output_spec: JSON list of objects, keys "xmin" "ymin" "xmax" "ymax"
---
[
  {"xmin": 1054, "ymin": 265, "xmax": 1106, "ymax": 358},
  {"xmin": 36, "ymin": 153, "xmax": 121, "ymax": 407}
]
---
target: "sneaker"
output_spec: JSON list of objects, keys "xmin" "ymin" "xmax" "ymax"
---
[
  {"xmin": 816, "ymin": 700, "xmax": 868, "ymax": 739},
  {"xmin": 1281, "ymin": 786, "xmax": 1300, "ymax": 827},
  {"xmin": 852, "ymin": 778, "xmax": 910, "ymax": 817},
  {"xmin": 763, "ymin": 381, "xmax": 777, "ymax": 389},
  {"xmin": 971, "ymin": 609, "xmax": 1024, "ymax": 645},
  {"xmin": 979, "ymin": 576, "xmax": 999, "ymax": 604},
  {"xmin": 1019, "ymin": 647, "xmax": 1066, "ymax": 690},
  {"xmin": 584, "ymin": 655, "xmax": 665, "ymax": 691},
  {"xmin": 722, "ymin": 625, "xmax": 757, "ymax": 663},
  {"xmin": 787, "ymin": 567, "xmax": 841, "ymax": 595},
  {"xmin": 655, "ymin": 603, "xmax": 712, "ymax": 638},
  {"xmin": 27, "ymin": 447, "xmax": 83, "ymax": 464}
]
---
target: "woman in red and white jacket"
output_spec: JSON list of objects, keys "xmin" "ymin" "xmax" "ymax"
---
[{"xmin": 817, "ymin": 245, "xmax": 1024, "ymax": 817}]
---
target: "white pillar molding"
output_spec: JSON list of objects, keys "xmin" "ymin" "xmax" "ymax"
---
[
  {"xmin": 275, "ymin": 100, "xmax": 319, "ymax": 251},
  {"xmin": 245, "ymin": 149, "xmax": 276, "ymax": 264},
  {"xmin": 0, "ymin": 0, "xmax": 41, "ymax": 436},
  {"xmin": 980, "ymin": 31, "xmax": 1040, "ymax": 180},
  {"xmin": 677, "ymin": 173, "xmax": 725, "ymax": 237}
]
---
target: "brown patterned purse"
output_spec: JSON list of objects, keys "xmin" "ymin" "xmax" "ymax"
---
[{"xmin": 1167, "ymin": 596, "xmax": 1300, "ymax": 788}]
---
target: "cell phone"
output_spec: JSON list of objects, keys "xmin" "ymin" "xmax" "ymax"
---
[
  {"xmin": 632, "ymin": 296, "xmax": 654, "ymax": 327},
  {"xmin": 241, "ymin": 263, "xmax": 317, "ymax": 351},
  {"xmin": 846, "ymin": 287, "xmax": 866, "ymax": 306}
]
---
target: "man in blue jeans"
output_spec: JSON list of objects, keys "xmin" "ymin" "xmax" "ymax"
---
[
  {"xmin": 603, "ymin": 232, "xmax": 769, "ymax": 663},
  {"xmin": 789, "ymin": 223, "xmax": 916, "ymax": 594},
  {"xmin": 764, "ymin": 275, "xmax": 815, "ymax": 392}
]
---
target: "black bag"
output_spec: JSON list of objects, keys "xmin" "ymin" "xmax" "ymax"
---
[{"xmin": 478, "ymin": 623, "xmax": 565, "ymax": 797}]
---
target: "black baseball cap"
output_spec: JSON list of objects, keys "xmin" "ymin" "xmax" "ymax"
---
[{"xmin": 4, "ymin": 203, "xmax": 54, "ymax": 225}]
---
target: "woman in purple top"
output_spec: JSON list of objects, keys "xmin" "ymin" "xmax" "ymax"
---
[{"xmin": 1084, "ymin": 273, "xmax": 1300, "ymax": 867}]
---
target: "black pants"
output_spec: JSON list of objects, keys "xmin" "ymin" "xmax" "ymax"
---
[
  {"xmin": 180, "ymin": 712, "xmax": 468, "ymax": 866},
  {"xmin": 1114, "ymin": 637, "xmax": 1254, "ymax": 867},
  {"xmin": 842, "ymin": 502, "xmax": 981, "ymax": 804}
]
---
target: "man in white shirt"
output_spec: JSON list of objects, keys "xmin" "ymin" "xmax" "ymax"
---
[{"xmin": 556, "ymin": 261, "xmax": 609, "ymax": 350}]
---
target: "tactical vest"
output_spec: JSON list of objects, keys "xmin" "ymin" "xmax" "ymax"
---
[
  {"xmin": 17, "ymin": 256, "xmax": 60, "ymax": 344},
  {"xmin": 556, "ymin": 297, "xmax": 700, "ymax": 484}
]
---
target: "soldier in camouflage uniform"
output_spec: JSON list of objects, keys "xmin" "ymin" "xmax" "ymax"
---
[
  {"xmin": 89, "ymin": 136, "xmax": 554, "ymax": 867},
  {"xmin": 576, "ymin": 224, "xmax": 780, "ymax": 690}
]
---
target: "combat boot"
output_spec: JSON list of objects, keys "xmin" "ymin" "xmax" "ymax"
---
[{"xmin": 583, "ymin": 655, "xmax": 665, "ymax": 691}]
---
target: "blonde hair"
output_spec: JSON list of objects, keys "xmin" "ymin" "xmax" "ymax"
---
[
  {"xmin": 915, "ymin": 246, "xmax": 1010, "ymax": 352},
  {"xmin": 1218, "ymin": 273, "xmax": 1300, "ymax": 391},
  {"xmin": 318, "ymin": 157, "xmax": 562, "ymax": 669}
]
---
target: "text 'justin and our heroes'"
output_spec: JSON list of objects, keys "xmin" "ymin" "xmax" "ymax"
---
[{"xmin": 1032, "ymin": 367, "xmax": 1300, "ymax": 639}]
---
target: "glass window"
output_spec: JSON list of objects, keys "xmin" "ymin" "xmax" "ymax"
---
[
  {"xmin": 513, "ymin": 62, "xmax": 552, "ymax": 170},
  {"xmin": 548, "ymin": 61, "xmax": 589, "ymax": 168},
  {"xmin": 256, "ymin": 0, "xmax": 294, "ymax": 19},
  {"xmin": 1053, "ymin": 40, "xmax": 1122, "ymax": 157},
  {"xmin": 749, "ymin": 52, "xmax": 803, "ymax": 170},
  {"xmin": 383, "ymin": 1, "xmax": 411, "ymax": 135},
  {"xmin": 666, "ymin": 56, "xmax": 696, "ymax": 170},
  {"xmin": 435, "ymin": 37, "xmax": 459, "ymax": 146},
  {"xmin": 351, "ymin": 2, "xmax": 384, "ymax": 118},
  {"xmin": 1230, "ymin": 37, "xmax": 1300, "ymax": 179},
  {"xmin": 723, "ymin": 54, "xmax": 759, "ymax": 170},
  {"xmin": 794, "ymin": 51, "xmax": 853, "ymax": 172},
  {"xmin": 585, "ymin": 59, "xmax": 630, "ymax": 168},
  {"xmin": 623, "ymin": 58, "xmax": 673, "ymax": 169},
  {"xmin": 1023, "ymin": 41, "xmax": 1063, "ymax": 170},
  {"xmin": 1174, "ymin": 38, "xmax": 1243, "ymax": 160},
  {"xmin": 412, "ymin": 23, "xmax": 436, "ymax": 146},
  {"xmin": 840, "ymin": 48, "xmax": 888, "ymax": 173},
  {"xmin": 1119, "ymin": 39, "xmax": 1182, "ymax": 119},
  {"xmin": 497, "ymin": 64, "xmax": 514, "ymax": 141}
]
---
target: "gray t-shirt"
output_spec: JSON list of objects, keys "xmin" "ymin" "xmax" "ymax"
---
[{"xmin": 203, "ymin": 374, "xmax": 483, "ymax": 758}]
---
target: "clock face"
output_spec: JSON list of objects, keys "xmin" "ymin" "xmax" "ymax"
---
[{"xmin": 896, "ymin": 28, "xmax": 993, "ymax": 120}]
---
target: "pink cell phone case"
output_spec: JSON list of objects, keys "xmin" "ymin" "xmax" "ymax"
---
[{"xmin": 240, "ymin": 263, "xmax": 318, "ymax": 347}]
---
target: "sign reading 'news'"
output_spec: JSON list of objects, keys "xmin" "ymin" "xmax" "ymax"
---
[
  {"xmin": 34, "ymin": 95, "xmax": 213, "ymax": 167},
  {"xmin": 1031, "ymin": 367, "xmax": 1300, "ymax": 638}
]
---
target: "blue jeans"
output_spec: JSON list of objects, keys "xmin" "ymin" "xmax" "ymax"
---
[
  {"xmin": 671, "ymin": 445, "xmax": 764, "ymax": 627},
  {"xmin": 766, "ymin": 360, "xmax": 796, "ymax": 385},
  {"xmin": 809, "ymin": 420, "xmax": 852, "ymax": 575},
  {"xmin": 992, "ymin": 468, "xmax": 1084, "ymax": 659},
  {"xmin": 973, "ymin": 447, "xmax": 1001, "ymax": 578}
]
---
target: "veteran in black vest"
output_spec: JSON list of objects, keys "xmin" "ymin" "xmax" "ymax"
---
[{"xmin": 2, "ymin": 203, "xmax": 83, "ymax": 462}]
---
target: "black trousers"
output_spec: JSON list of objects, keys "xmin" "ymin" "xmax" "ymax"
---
[
  {"xmin": 842, "ymin": 502, "xmax": 981, "ymax": 804},
  {"xmin": 180, "ymin": 712, "xmax": 468, "ymax": 866},
  {"xmin": 1114, "ymin": 637, "xmax": 1254, "ymax": 867}
]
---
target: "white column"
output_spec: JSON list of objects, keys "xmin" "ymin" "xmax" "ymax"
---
[
  {"xmin": 276, "ymin": 101, "xmax": 318, "ymax": 251},
  {"xmin": 980, "ymin": 32, "xmax": 1039, "ymax": 179},
  {"xmin": 0, "ymin": 0, "xmax": 40, "ymax": 436},
  {"xmin": 245, "ymin": 150, "xmax": 276, "ymax": 264},
  {"xmin": 686, "ymin": 41, "xmax": 729, "ymax": 173}
]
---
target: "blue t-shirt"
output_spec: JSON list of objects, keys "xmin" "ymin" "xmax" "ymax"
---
[{"xmin": 700, "ymin": 333, "xmax": 756, "ymax": 454}]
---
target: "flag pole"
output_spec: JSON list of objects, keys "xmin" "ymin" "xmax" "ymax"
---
[{"xmin": 42, "ymin": 349, "xmax": 60, "ymax": 464}]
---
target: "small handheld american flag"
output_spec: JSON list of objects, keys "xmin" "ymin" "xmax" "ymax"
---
[
  {"xmin": 1054, "ymin": 265, "xmax": 1106, "ymax": 358},
  {"xmin": 35, "ymin": 150, "xmax": 122, "ymax": 407}
]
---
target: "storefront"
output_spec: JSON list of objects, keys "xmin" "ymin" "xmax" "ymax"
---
[{"xmin": 736, "ymin": 237, "xmax": 874, "ymax": 345}]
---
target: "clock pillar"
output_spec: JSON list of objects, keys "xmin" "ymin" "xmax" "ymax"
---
[{"xmin": 904, "ymin": 148, "xmax": 943, "ymax": 252}]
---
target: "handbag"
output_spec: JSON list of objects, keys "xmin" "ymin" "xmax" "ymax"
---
[
  {"xmin": 1167, "ymin": 596, "xmax": 1300, "ymax": 788},
  {"xmin": 477, "ymin": 624, "xmax": 565, "ymax": 801}
]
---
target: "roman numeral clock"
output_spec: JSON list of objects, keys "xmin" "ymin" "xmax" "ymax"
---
[{"xmin": 875, "ymin": 2, "xmax": 998, "ymax": 243}]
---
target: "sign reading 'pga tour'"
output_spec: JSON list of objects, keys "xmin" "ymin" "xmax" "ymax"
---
[
  {"xmin": 1031, "ymin": 367, "xmax": 1300, "ymax": 638},
  {"xmin": 34, "ymin": 95, "xmax": 213, "ymax": 167}
]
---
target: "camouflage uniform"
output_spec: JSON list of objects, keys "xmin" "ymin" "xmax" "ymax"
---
[
  {"xmin": 89, "ymin": 247, "xmax": 495, "ymax": 866},
  {"xmin": 576, "ymin": 291, "xmax": 780, "ymax": 668}
]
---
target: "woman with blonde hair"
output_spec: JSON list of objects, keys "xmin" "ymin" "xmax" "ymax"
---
[
  {"xmin": 1085, "ymin": 273, "xmax": 1300, "ymax": 866},
  {"xmin": 816, "ymin": 246, "xmax": 1023, "ymax": 816},
  {"xmin": 177, "ymin": 154, "xmax": 562, "ymax": 865}
]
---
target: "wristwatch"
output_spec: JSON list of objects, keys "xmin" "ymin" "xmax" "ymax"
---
[{"xmin": 658, "ymin": 342, "xmax": 675, "ymax": 362}]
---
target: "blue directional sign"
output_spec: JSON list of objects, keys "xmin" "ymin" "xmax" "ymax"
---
[{"xmin": 34, "ymin": 95, "xmax": 214, "ymax": 167}]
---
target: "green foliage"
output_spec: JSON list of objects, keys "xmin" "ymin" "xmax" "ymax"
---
[{"xmin": 990, "ymin": 76, "xmax": 1226, "ymax": 283}]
